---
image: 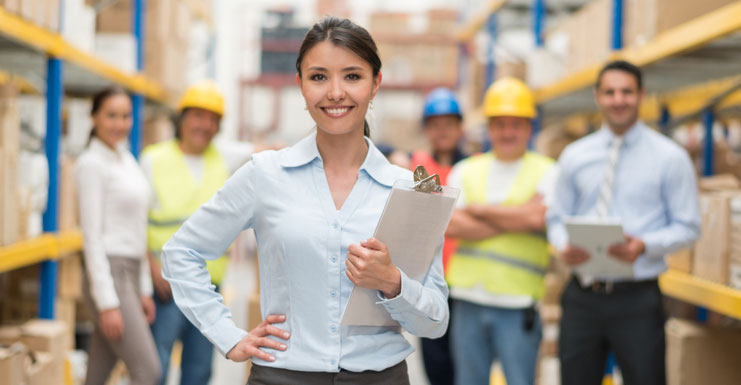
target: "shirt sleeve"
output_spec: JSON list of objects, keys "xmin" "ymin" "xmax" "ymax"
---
[
  {"xmin": 546, "ymin": 154, "xmax": 575, "ymax": 252},
  {"xmin": 536, "ymin": 164, "xmax": 560, "ymax": 208},
  {"xmin": 640, "ymin": 150, "xmax": 701, "ymax": 257},
  {"xmin": 139, "ymin": 256, "xmax": 154, "ymax": 297},
  {"xmin": 376, "ymin": 237, "xmax": 449, "ymax": 339},
  {"xmin": 161, "ymin": 158, "xmax": 258, "ymax": 356},
  {"xmin": 76, "ymin": 158, "xmax": 120, "ymax": 311},
  {"xmin": 447, "ymin": 164, "xmax": 466, "ymax": 208}
]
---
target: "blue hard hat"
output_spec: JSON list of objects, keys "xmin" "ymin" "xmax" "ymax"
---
[{"xmin": 422, "ymin": 88, "xmax": 462, "ymax": 121}]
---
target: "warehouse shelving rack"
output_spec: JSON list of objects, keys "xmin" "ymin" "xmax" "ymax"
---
[{"xmin": 0, "ymin": 1, "xmax": 167, "ymax": 321}]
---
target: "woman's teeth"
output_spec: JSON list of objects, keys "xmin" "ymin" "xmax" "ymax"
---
[{"xmin": 326, "ymin": 107, "xmax": 349, "ymax": 115}]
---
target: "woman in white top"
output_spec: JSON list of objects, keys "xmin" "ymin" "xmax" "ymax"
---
[
  {"xmin": 76, "ymin": 87, "xmax": 161, "ymax": 385},
  {"xmin": 161, "ymin": 17, "xmax": 449, "ymax": 385}
]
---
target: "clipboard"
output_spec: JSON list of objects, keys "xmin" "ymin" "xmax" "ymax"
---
[
  {"xmin": 564, "ymin": 217, "xmax": 633, "ymax": 279},
  {"xmin": 340, "ymin": 166, "xmax": 460, "ymax": 326}
]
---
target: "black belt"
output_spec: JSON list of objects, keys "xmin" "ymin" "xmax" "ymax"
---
[{"xmin": 572, "ymin": 276, "xmax": 658, "ymax": 294}]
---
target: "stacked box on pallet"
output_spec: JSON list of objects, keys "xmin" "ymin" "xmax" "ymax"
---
[
  {"xmin": 693, "ymin": 190, "xmax": 741, "ymax": 285},
  {"xmin": 0, "ymin": 84, "xmax": 20, "ymax": 247},
  {"xmin": 97, "ymin": 0, "xmax": 190, "ymax": 93},
  {"xmin": 728, "ymin": 197, "xmax": 741, "ymax": 289}
]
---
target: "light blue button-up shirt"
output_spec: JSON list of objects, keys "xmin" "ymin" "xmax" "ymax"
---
[
  {"xmin": 161, "ymin": 132, "xmax": 449, "ymax": 372},
  {"xmin": 547, "ymin": 122, "xmax": 701, "ymax": 280}
]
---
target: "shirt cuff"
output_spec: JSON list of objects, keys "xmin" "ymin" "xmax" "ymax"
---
[
  {"xmin": 202, "ymin": 317, "xmax": 248, "ymax": 356},
  {"xmin": 375, "ymin": 268, "xmax": 422, "ymax": 314},
  {"xmin": 94, "ymin": 290, "xmax": 121, "ymax": 312}
]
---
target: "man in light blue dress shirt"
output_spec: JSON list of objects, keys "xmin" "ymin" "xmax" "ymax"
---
[{"xmin": 547, "ymin": 61, "xmax": 701, "ymax": 385}]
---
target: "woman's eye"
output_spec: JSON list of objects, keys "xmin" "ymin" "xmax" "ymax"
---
[
  {"xmin": 346, "ymin": 74, "xmax": 360, "ymax": 81},
  {"xmin": 310, "ymin": 74, "xmax": 326, "ymax": 81}
]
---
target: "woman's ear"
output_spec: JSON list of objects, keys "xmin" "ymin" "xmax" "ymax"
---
[
  {"xmin": 371, "ymin": 71, "xmax": 382, "ymax": 99},
  {"xmin": 295, "ymin": 73, "xmax": 302, "ymax": 87}
]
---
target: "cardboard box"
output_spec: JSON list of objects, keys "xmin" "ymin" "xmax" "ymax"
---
[
  {"xmin": 666, "ymin": 248, "xmax": 693, "ymax": 274},
  {"xmin": 58, "ymin": 254, "xmax": 82, "ymax": 300},
  {"xmin": 143, "ymin": 115, "xmax": 175, "ymax": 148},
  {"xmin": 0, "ymin": 0, "xmax": 21, "ymax": 14},
  {"xmin": 58, "ymin": 155, "xmax": 79, "ymax": 231},
  {"xmin": 0, "ymin": 344, "xmax": 26, "ymax": 385},
  {"xmin": 25, "ymin": 351, "xmax": 54, "ymax": 385},
  {"xmin": 692, "ymin": 191, "xmax": 740, "ymax": 284},
  {"xmin": 666, "ymin": 318, "xmax": 741, "ymax": 385},
  {"xmin": 97, "ymin": 0, "xmax": 175, "ymax": 42},
  {"xmin": 0, "ymin": 325, "xmax": 22, "ymax": 345},
  {"xmin": 20, "ymin": 320, "xmax": 67, "ymax": 384},
  {"xmin": 94, "ymin": 33, "xmax": 137, "ymax": 74},
  {"xmin": 656, "ymin": 0, "xmax": 737, "ymax": 35},
  {"xmin": 55, "ymin": 299, "xmax": 77, "ymax": 350},
  {"xmin": 545, "ymin": 0, "xmax": 611, "ymax": 74},
  {"xmin": 698, "ymin": 174, "xmax": 740, "ymax": 192}
]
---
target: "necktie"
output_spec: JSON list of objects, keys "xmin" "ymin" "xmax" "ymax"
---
[{"xmin": 594, "ymin": 136, "xmax": 623, "ymax": 218}]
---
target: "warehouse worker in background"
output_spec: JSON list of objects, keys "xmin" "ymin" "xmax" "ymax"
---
[
  {"xmin": 77, "ymin": 87, "xmax": 160, "ymax": 385},
  {"xmin": 414, "ymin": 87, "xmax": 467, "ymax": 385},
  {"xmin": 140, "ymin": 81, "xmax": 253, "ymax": 385},
  {"xmin": 445, "ymin": 77, "xmax": 557, "ymax": 385},
  {"xmin": 547, "ymin": 60, "xmax": 701, "ymax": 385}
]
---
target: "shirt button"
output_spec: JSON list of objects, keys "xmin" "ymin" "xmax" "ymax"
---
[
  {"xmin": 331, "ymin": 360, "xmax": 337, "ymax": 366},
  {"xmin": 330, "ymin": 324, "xmax": 337, "ymax": 333},
  {"xmin": 332, "ymin": 222, "xmax": 338, "ymax": 229},
  {"xmin": 331, "ymin": 256, "xmax": 337, "ymax": 263},
  {"xmin": 330, "ymin": 291, "xmax": 337, "ymax": 298}
]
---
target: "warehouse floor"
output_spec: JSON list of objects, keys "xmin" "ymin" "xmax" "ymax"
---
[{"xmin": 162, "ymin": 257, "xmax": 430, "ymax": 385}]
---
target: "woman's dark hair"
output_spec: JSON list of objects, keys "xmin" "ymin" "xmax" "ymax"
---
[
  {"xmin": 88, "ymin": 86, "xmax": 129, "ymax": 141},
  {"xmin": 296, "ymin": 17, "xmax": 381, "ymax": 137}
]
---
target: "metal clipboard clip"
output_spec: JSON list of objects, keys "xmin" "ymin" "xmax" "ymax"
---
[{"xmin": 412, "ymin": 165, "xmax": 443, "ymax": 193}]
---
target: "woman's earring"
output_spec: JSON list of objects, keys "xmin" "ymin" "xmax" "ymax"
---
[
  {"xmin": 304, "ymin": 104, "xmax": 308, "ymax": 110},
  {"xmin": 369, "ymin": 100, "xmax": 375, "ymax": 110}
]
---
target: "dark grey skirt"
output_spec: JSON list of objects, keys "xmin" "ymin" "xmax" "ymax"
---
[{"xmin": 247, "ymin": 360, "xmax": 410, "ymax": 385}]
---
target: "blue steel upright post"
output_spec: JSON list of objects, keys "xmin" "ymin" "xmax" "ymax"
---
[
  {"xmin": 130, "ymin": 0, "xmax": 146, "ymax": 158},
  {"xmin": 482, "ymin": 12, "xmax": 498, "ymax": 152},
  {"xmin": 659, "ymin": 106, "xmax": 671, "ymax": 135},
  {"xmin": 531, "ymin": 0, "xmax": 546, "ymax": 149},
  {"xmin": 39, "ymin": 58, "xmax": 64, "ymax": 319},
  {"xmin": 611, "ymin": 0, "xmax": 623, "ymax": 50}
]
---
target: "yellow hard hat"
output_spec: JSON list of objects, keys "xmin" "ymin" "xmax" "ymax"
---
[
  {"xmin": 483, "ymin": 77, "xmax": 536, "ymax": 119},
  {"xmin": 178, "ymin": 80, "xmax": 225, "ymax": 116}
]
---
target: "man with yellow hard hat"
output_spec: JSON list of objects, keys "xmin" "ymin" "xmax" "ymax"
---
[
  {"xmin": 141, "ymin": 81, "xmax": 253, "ymax": 385},
  {"xmin": 445, "ymin": 77, "xmax": 557, "ymax": 385}
]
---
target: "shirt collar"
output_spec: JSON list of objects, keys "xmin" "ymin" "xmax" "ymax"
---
[
  {"xmin": 90, "ymin": 137, "xmax": 129, "ymax": 160},
  {"xmin": 599, "ymin": 121, "xmax": 645, "ymax": 147},
  {"xmin": 279, "ymin": 131, "xmax": 398, "ymax": 187}
]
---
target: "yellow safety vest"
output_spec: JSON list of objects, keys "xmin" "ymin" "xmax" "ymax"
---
[
  {"xmin": 144, "ymin": 140, "xmax": 230, "ymax": 285},
  {"xmin": 447, "ymin": 151, "xmax": 554, "ymax": 300}
]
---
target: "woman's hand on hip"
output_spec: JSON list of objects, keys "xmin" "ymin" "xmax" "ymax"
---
[
  {"xmin": 346, "ymin": 238, "xmax": 402, "ymax": 299},
  {"xmin": 100, "ymin": 308, "xmax": 124, "ymax": 341},
  {"xmin": 226, "ymin": 315, "xmax": 290, "ymax": 363},
  {"xmin": 141, "ymin": 295, "xmax": 156, "ymax": 325}
]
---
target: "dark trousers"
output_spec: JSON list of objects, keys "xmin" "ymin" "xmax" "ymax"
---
[
  {"xmin": 560, "ymin": 278, "xmax": 666, "ymax": 385},
  {"xmin": 421, "ymin": 298, "xmax": 455, "ymax": 385},
  {"xmin": 247, "ymin": 361, "xmax": 409, "ymax": 385}
]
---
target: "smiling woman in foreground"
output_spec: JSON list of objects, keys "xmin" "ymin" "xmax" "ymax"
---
[{"xmin": 160, "ymin": 16, "xmax": 449, "ymax": 385}]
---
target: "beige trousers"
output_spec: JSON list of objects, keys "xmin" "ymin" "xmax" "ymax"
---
[{"xmin": 83, "ymin": 257, "xmax": 161, "ymax": 385}]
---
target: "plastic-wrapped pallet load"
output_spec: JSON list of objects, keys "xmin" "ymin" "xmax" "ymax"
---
[{"xmin": 0, "ymin": 84, "xmax": 20, "ymax": 246}]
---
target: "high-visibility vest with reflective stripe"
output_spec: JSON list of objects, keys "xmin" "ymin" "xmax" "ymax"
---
[
  {"xmin": 446, "ymin": 151, "xmax": 554, "ymax": 300},
  {"xmin": 410, "ymin": 151, "xmax": 457, "ymax": 273},
  {"xmin": 144, "ymin": 140, "xmax": 230, "ymax": 285}
]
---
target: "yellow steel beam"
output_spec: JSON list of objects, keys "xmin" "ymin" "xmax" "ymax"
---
[
  {"xmin": 0, "ymin": 234, "xmax": 56, "ymax": 273},
  {"xmin": 0, "ymin": 69, "xmax": 39, "ymax": 93},
  {"xmin": 534, "ymin": 1, "xmax": 741, "ymax": 104},
  {"xmin": 659, "ymin": 270, "xmax": 741, "ymax": 320},
  {"xmin": 0, "ymin": 6, "xmax": 168, "ymax": 102},
  {"xmin": 0, "ymin": 231, "xmax": 83, "ymax": 273},
  {"xmin": 454, "ymin": 0, "xmax": 508, "ymax": 42}
]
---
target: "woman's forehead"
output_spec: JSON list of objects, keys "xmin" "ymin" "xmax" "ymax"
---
[{"xmin": 300, "ymin": 41, "xmax": 372, "ymax": 71}]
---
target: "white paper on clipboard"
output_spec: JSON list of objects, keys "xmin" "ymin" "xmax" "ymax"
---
[
  {"xmin": 340, "ymin": 179, "xmax": 459, "ymax": 326},
  {"xmin": 564, "ymin": 217, "xmax": 633, "ymax": 279}
]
